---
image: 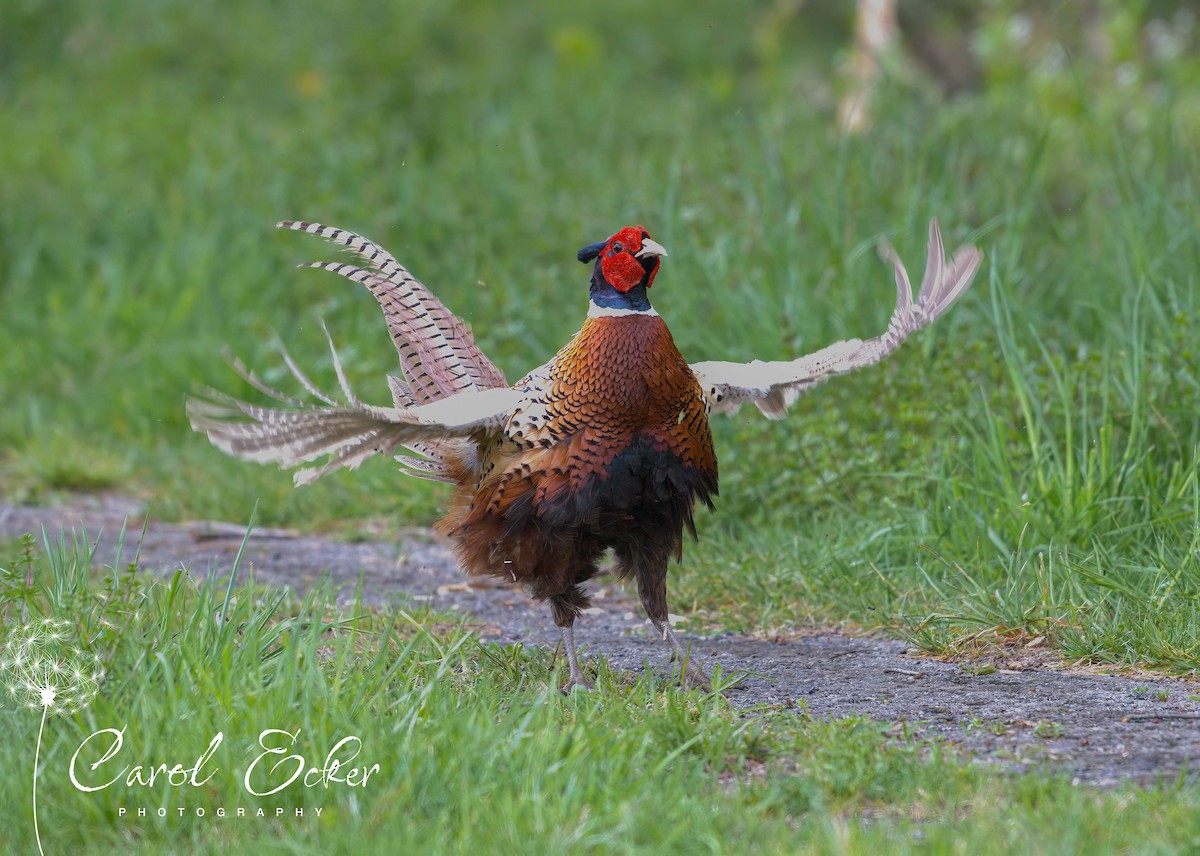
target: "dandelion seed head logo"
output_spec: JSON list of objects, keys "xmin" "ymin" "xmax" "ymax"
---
[
  {"xmin": 1, "ymin": 618, "xmax": 105, "ymax": 715},
  {"xmin": 3, "ymin": 617, "xmax": 106, "ymax": 855}
]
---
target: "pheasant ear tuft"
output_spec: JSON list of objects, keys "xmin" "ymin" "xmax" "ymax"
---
[{"xmin": 577, "ymin": 241, "xmax": 606, "ymax": 264}]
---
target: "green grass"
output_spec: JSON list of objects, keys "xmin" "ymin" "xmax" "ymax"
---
[
  {"xmin": 2, "ymin": 532, "xmax": 1199, "ymax": 855},
  {"xmin": 3, "ymin": 0, "xmax": 1200, "ymax": 849},
  {"xmin": 3, "ymin": 0, "xmax": 1197, "ymax": 673}
]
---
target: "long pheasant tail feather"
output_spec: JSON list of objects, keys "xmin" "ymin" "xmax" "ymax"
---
[{"xmin": 276, "ymin": 220, "xmax": 507, "ymax": 402}]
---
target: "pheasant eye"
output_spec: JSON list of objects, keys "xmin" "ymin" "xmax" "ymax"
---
[{"xmin": 611, "ymin": 242, "xmax": 624, "ymax": 253}]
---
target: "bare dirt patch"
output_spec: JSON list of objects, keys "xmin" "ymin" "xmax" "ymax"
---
[{"xmin": 2, "ymin": 495, "xmax": 1196, "ymax": 788}]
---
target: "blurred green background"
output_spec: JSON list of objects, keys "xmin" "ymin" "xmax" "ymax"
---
[{"xmin": 2, "ymin": 0, "xmax": 1199, "ymax": 668}]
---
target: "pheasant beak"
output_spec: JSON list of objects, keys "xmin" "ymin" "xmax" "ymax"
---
[{"xmin": 635, "ymin": 238, "xmax": 668, "ymax": 260}]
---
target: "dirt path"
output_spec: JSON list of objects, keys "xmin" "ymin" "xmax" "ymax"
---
[{"xmin": 2, "ymin": 495, "xmax": 1196, "ymax": 788}]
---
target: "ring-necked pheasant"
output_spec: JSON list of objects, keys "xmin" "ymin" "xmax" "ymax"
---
[{"xmin": 188, "ymin": 218, "xmax": 981, "ymax": 691}]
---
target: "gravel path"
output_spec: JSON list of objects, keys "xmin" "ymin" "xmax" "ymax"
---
[{"xmin": 2, "ymin": 495, "xmax": 1196, "ymax": 788}]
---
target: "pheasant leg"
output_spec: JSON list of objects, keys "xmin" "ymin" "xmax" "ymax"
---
[
  {"xmin": 636, "ymin": 564, "xmax": 712, "ymax": 691},
  {"xmin": 649, "ymin": 618, "xmax": 712, "ymax": 691},
  {"xmin": 559, "ymin": 624, "xmax": 594, "ymax": 693}
]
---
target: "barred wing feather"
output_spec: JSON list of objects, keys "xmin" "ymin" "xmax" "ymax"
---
[
  {"xmin": 188, "ymin": 383, "xmax": 521, "ymax": 487},
  {"xmin": 691, "ymin": 219, "xmax": 982, "ymax": 418}
]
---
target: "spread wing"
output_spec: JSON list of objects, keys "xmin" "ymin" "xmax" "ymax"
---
[
  {"xmin": 187, "ymin": 327, "xmax": 520, "ymax": 486},
  {"xmin": 188, "ymin": 381, "xmax": 520, "ymax": 486},
  {"xmin": 690, "ymin": 218, "xmax": 982, "ymax": 418}
]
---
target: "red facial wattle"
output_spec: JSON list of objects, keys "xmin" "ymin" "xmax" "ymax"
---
[
  {"xmin": 600, "ymin": 251, "xmax": 647, "ymax": 293},
  {"xmin": 598, "ymin": 225, "xmax": 663, "ymax": 293}
]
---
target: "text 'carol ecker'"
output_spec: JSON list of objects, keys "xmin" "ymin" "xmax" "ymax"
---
[{"xmin": 69, "ymin": 725, "xmax": 381, "ymax": 797}]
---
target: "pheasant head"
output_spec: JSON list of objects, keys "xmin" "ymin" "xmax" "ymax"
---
[{"xmin": 578, "ymin": 226, "xmax": 668, "ymax": 311}]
